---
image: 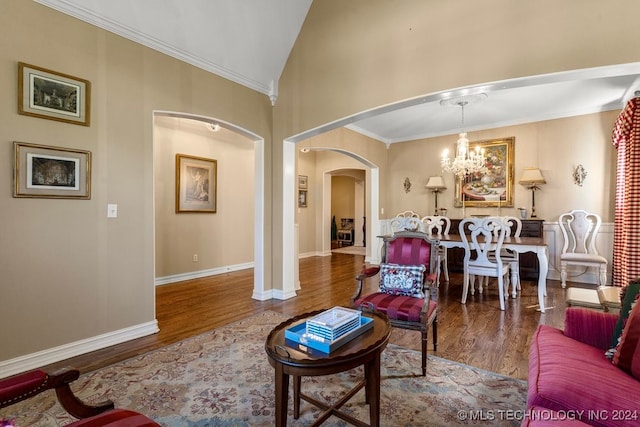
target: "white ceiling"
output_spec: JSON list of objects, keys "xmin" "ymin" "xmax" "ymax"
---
[{"xmin": 35, "ymin": 0, "xmax": 640, "ymax": 144}]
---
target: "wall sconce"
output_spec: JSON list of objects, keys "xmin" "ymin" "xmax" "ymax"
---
[
  {"xmin": 573, "ymin": 164, "xmax": 587, "ymax": 186},
  {"xmin": 404, "ymin": 177, "xmax": 412, "ymax": 193},
  {"xmin": 425, "ymin": 176, "xmax": 447, "ymax": 215},
  {"xmin": 519, "ymin": 167, "xmax": 546, "ymax": 218}
]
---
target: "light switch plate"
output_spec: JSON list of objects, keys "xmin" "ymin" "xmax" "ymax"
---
[{"xmin": 107, "ymin": 204, "xmax": 118, "ymax": 218}]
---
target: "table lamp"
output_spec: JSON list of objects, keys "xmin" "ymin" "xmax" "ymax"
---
[
  {"xmin": 519, "ymin": 167, "xmax": 546, "ymax": 218},
  {"xmin": 425, "ymin": 176, "xmax": 447, "ymax": 215}
]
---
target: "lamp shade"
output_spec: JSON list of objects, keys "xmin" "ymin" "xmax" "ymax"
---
[
  {"xmin": 519, "ymin": 167, "xmax": 546, "ymax": 185},
  {"xmin": 425, "ymin": 176, "xmax": 447, "ymax": 190}
]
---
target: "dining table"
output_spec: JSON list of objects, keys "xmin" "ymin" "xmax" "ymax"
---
[{"xmin": 429, "ymin": 233, "xmax": 550, "ymax": 312}]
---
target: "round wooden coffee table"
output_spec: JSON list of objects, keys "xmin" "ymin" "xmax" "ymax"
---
[{"xmin": 265, "ymin": 309, "xmax": 390, "ymax": 427}]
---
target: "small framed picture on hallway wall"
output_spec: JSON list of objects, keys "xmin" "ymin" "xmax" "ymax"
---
[
  {"xmin": 13, "ymin": 141, "xmax": 91, "ymax": 199},
  {"xmin": 175, "ymin": 154, "xmax": 217, "ymax": 213},
  {"xmin": 18, "ymin": 62, "xmax": 91, "ymax": 126},
  {"xmin": 298, "ymin": 175, "xmax": 308, "ymax": 189},
  {"xmin": 298, "ymin": 190, "xmax": 307, "ymax": 208}
]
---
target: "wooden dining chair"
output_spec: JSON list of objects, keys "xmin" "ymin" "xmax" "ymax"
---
[
  {"xmin": 350, "ymin": 231, "xmax": 439, "ymax": 376},
  {"xmin": 422, "ymin": 215, "xmax": 451, "ymax": 282},
  {"xmin": 459, "ymin": 217, "xmax": 511, "ymax": 310}
]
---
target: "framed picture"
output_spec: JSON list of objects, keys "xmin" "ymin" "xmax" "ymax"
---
[
  {"xmin": 18, "ymin": 62, "xmax": 91, "ymax": 126},
  {"xmin": 298, "ymin": 175, "xmax": 308, "ymax": 189},
  {"xmin": 176, "ymin": 154, "xmax": 217, "ymax": 213},
  {"xmin": 454, "ymin": 137, "xmax": 515, "ymax": 208},
  {"xmin": 298, "ymin": 190, "xmax": 308, "ymax": 208},
  {"xmin": 13, "ymin": 141, "xmax": 91, "ymax": 199}
]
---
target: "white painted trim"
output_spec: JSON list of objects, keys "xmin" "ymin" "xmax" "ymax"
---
[
  {"xmin": 295, "ymin": 223, "xmax": 301, "ymax": 290},
  {"xmin": 34, "ymin": 0, "xmax": 276, "ymax": 98},
  {"xmin": 152, "ymin": 111, "xmax": 266, "ymax": 300},
  {"xmin": 272, "ymin": 288, "xmax": 297, "ymax": 300},
  {"xmin": 252, "ymin": 288, "xmax": 273, "ymax": 301},
  {"xmin": 281, "ymin": 141, "xmax": 298, "ymax": 300},
  {"xmin": 253, "ymin": 135, "xmax": 266, "ymax": 297},
  {"xmin": 0, "ymin": 321, "xmax": 159, "ymax": 379},
  {"xmin": 299, "ymin": 250, "xmax": 328, "ymax": 258},
  {"xmin": 155, "ymin": 262, "xmax": 254, "ymax": 286}
]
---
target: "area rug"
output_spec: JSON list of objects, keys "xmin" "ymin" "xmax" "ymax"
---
[{"xmin": 1, "ymin": 311, "xmax": 527, "ymax": 426}]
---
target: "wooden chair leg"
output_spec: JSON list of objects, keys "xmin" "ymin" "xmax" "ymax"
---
[
  {"xmin": 421, "ymin": 329, "xmax": 428, "ymax": 377},
  {"xmin": 432, "ymin": 319, "xmax": 437, "ymax": 352}
]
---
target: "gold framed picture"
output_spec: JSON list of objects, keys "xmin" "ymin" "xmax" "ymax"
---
[
  {"xmin": 176, "ymin": 154, "xmax": 217, "ymax": 213},
  {"xmin": 298, "ymin": 175, "xmax": 308, "ymax": 189},
  {"xmin": 454, "ymin": 137, "xmax": 515, "ymax": 208},
  {"xmin": 18, "ymin": 62, "xmax": 91, "ymax": 126},
  {"xmin": 298, "ymin": 190, "xmax": 308, "ymax": 208},
  {"xmin": 13, "ymin": 141, "xmax": 91, "ymax": 199}
]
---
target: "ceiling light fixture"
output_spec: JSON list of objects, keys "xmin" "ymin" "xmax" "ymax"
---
[
  {"xmin": 440, "ymin": 94, "xmax": 488, "ymax": 179},
  {"xmin": 209, "ymin": 123, "xmax": 221, "ymax": 132}
]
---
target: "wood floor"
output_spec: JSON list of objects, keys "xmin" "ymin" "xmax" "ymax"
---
[{"xmin": 43, "ymin": 252, "xmax": 572, "ymax": 381}]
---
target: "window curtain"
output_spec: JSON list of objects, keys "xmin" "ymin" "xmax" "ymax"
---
[{"xmin": 612, "ymin": 95, "xmax": 640, "ymax": 289}]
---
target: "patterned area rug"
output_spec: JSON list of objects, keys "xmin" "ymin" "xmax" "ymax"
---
[{"xmin": 2, "ymin": 311, "xmax": 527, "ymax": 426}]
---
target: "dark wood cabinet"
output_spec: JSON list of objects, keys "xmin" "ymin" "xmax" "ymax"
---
[{"xmin": 447, "ymin": 218, "xmax": 544, "ymax": 280}]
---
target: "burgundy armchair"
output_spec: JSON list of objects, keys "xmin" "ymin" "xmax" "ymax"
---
[
  {"xmin": 350, "ymin": 231, "xmax": 439, "ymax": 376},
  {"xmin": 0, "ymin": 368, "xmax": 159, "ymax": 426}
]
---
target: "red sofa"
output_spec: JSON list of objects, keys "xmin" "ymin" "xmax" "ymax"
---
[{"xmin": 526, "ymin": 307, "xmax": 640, "ymax": 427}]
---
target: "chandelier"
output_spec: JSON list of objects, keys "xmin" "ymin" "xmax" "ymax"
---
[{"xmin": 440, "ymin": 95, "xmax": 487, "ymax": 179}]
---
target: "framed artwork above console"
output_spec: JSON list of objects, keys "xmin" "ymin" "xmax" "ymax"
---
[{"xmin": 454, "ymin": 137, "xmax": 515, "ymax": 208}]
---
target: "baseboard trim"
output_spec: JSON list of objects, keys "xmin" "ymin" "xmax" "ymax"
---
[
  {"xmin": 0, "ymin": 321, "xmax": 159, "ymax": 379},
  {"xmin": 155, "ymin": 262, "xmax": 254, "ymax": 286}
]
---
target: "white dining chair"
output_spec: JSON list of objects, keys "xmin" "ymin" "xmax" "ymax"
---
[
  {"xmin": 480, "ymin": 216, "xmax": 522, "ymax": 298},
  {"xmin": 559, "ymin": 209, "xmax": 608, "ymax": 288},
  {"xmin": 390, "ymin": 216, "xmax": 424, "ymax": 233},
  {"xmin": 422, "ymin": 215, "xmax": 451, "ymax": 282},
  {"xmin": 396, "ymin": 210, "xmax": 420, "ymax": 218},
  {"xmin": 459, "ymin": 217, "xmax": 511, "ymax": 310}
]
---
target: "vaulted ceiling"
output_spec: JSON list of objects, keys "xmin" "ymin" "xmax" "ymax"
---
[{"xmin": 36, "ymin": 0, "xmax": 640, "ymax": 143}]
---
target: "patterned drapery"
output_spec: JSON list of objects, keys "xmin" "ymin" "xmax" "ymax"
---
[{"xmin": 612, "ymin": 96, "xmax": 640, "ymax": 288}]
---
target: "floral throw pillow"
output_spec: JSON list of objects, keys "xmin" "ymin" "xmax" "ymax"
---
[{"xmin": 379, "ymin": 263, "xmax": 425, "ymax": 298}]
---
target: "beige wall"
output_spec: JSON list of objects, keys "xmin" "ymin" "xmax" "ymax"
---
[
  {"xmin": 154, "ymin": 116, "xmax": 255, "ymax": 279},
  {"xmin": 297, "ymin": 128, "xmax": 388, "ymax": 256},
  {"xmin": 273, "ymin": 0, "xmax": 640, "ymax": 285},
  {"xmin": 2, "ymin": 0, "xmax": 639, "ymax": 370},
  {"xmin": 296, "ymin": 111, "xmax": 618, "ymax": 258},
  {"xmin": 386, "ymin": 111, "xmax": 618, "ymax": 222},
  {"xmin": 0, "ymin": 1, "xmax": 272, "ymax": 365},
  {"xmin": 331, "ymin": 176, "xmax": 356, "ymax": 224}
]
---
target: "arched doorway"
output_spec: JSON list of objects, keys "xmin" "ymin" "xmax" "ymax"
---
[{"xmin": 152, "ymin": 111, "xmax": 267, "ymax": 299}]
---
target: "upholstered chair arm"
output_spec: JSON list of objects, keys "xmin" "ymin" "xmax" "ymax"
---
[
  {"xmin": 351, "ymin": 265, "xmax": 381, "ymax": 305},
  {"xmin": 563, "ymin": 307, "xmax": 618, "ymax": 350},
  {"xmin": 420, "ymin": 273, "xmax": 439, "ymax": 317},
  {"xmin": 0, "ymin": 368, "xmax": 114, "ymax": 419}
]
